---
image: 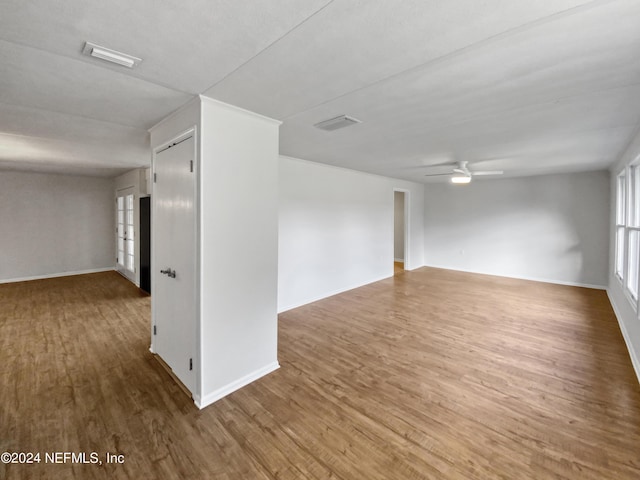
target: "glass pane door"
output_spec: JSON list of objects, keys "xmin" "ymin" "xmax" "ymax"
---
[
  {"xmin": 116, "ymin": 187, "xmax": 136, "ymax": 282},
  {"xmin": 117, "ymin": 196, "xmax": 125, "ymax": 268},
  {"xmin": 126, "ymin": 193, "xmax": 135, "ymax": 273}
]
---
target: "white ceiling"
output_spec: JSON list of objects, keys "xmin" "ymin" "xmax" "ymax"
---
[{"xmin": 1, "ymin": 0, "xmax": 639, "ymax": 180}]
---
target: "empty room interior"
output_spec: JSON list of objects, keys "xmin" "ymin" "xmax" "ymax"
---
[{"xmin": 2, "ymin": 1, "xmax": 640, "ymax": 479}]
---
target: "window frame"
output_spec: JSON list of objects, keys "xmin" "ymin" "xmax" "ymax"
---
[
  {"xmin": 625, "ymin": 165, "xmax": 640, "ymax": 303},
  {"xmin": 615, "ymin": 169, "xmax": 626, "ymax": 283},
  {"xmin": 617, "ymin": 161, "xmax": 640, "ymax": 311}
]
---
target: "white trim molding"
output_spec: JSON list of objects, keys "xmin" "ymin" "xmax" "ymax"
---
[
  {"xmin": 278, "ymin": 273, "xmax": 391, "ymax": 313},
  {"xmin": 199, "ymin": 95, "xmax": 282, "ymax": 127},
  {"xmin": 423, "ymin": 264, "xmax": 607, "ymax": 290},
  {"xmin": 0, "ymin": 267, "xmax": 115, "ymax": 284},
  {"xmin": 195, "ymin": 361, "xmax": 280, "ymax": 409},
  {"xmin": 607, "ymin": 290, "xmax": 640, "ymax": 384}
]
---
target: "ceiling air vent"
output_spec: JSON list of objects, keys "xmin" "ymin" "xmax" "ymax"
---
[
  {"xmin": 82, "ymin": 42, "xmax": 142, "ymax": 68},
  {"xmin": 314, "ymin": 115, "xmax": 362, "ymax": 131}
]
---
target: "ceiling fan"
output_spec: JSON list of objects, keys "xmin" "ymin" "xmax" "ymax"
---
[{"xmin": 423, "ymin": 161, "xmax": 504, "ymax": 184}]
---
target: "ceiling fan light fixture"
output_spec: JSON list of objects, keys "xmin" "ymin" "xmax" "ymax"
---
[
  {"xmin": 82, "ymin": 42, "xmax": 141, "ymax": 68},
  {"xmin": 451, "ymin": 175, "xmax": 471, "ymax": 184}
]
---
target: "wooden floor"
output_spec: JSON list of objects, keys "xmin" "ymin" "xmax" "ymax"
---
[{"xmin": 1, "ymin": 268, "xmax": 640, "ymax": 479}]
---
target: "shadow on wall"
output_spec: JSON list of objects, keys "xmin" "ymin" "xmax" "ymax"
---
[{"xmin": 423, "ymin": 171, "xmax": 609, "ymax": 286}]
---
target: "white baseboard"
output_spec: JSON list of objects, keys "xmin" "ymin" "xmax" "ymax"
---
[
  {"xmin": 422, "ymin": 264, "xmax": 607, "ymax": 290},
  {"xmin": 394, "ymin": 258, "xmax": 404, "ymax": 263},
  {"xmin": 0, "ymin": 267, "xmax": 115, "ymax": 284},
  {"xmin": 278, "ymin": 273, "xmax": 391, "ymax": 313},
  {"xmin": 404, "ymin": 262, "xmax": 423, "ymax": 272},
  {"xmin": 607, "ymin": 290, "xmax": 640, "ymax": 384},
  {"xmin": 195, "ymin": 361, "xmax": 280, "ymax": 409}
]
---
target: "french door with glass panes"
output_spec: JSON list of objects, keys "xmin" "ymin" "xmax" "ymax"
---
[{"xmin": 116, "ymin": 187, "xmax": 136, "ymax": 282}]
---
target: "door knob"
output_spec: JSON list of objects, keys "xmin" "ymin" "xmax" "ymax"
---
[{"xmin": 160, "ymin": 268, "xmax": 176, "ymax": 278}]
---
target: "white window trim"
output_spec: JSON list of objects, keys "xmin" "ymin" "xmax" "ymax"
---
[
  {"xmin": 615, "ymin": 169, "xmax": 626, "ymax": 284},
  {"xmin": 616, "ymin": 160, "xmax": 640, "ymax": 313},
  {"xmin": 626, "ymin": 227, "xmax": 640, "ymax": 303}
]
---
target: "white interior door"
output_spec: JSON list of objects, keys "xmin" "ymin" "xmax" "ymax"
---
[
  {"xmin": 152, "ymin": 133, "xmax": 197, "ymax": 394},
  {"xmin": 116, "ymin": 187, "xmax": 136, "ymax": 282}
]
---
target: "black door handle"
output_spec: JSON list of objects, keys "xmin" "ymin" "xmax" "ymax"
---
[{"xmin": 160, "ymin": 268, "xmax": 176, "ymax": 278}]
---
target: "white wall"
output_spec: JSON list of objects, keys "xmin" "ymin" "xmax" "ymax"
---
[
  {"xmin": 0, "ymin": 170, "xmax": 114, "ymax": 282},
  {"xmin": 199, "ymin": 97, "xmax": 280, "ymax": 405},
  {"xmin": 424, "ymin": 171, "xmax": 610, "ymax": 288},
  {"xmin": 278, "ymin": 156, "xmax": 424, "ymax": 312},
  {"xmin": 608, "ymin": 128, "xmax": 640, "ymax": 382},
  {"xmin": 394, "ymin": 191, "xmax": 405, "ymax": 261},
  {"xmin": 150, "ymin": 96, "xmax": 280, "ymax": 408}
]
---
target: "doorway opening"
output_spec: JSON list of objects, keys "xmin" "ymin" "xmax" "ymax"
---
[{"xmin": 394, "ymin": 189, "xmax": 409, "ymax": 274}]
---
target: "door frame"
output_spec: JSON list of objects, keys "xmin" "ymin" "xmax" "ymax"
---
[
  {"xmin": 393, "ymin": 188, "xmax": 410, "ymax": 270},
  {"xmin": 150, "ymin": 126, "xmax": 200, "ymax": 397}
]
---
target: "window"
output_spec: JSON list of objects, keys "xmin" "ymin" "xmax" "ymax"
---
[
  {"xmin": 626, "ymin": 166, "xmax": 640, "ymax": 301},
  {"xmin": 616, "ymin": 171, "xmax": 625, "ymax": 281},
  {"xmin": 617, "ymin": 164, "xmax": 640, "ymax": 305}
]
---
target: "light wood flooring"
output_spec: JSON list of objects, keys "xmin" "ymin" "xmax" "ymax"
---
[{"xmin": 1, "ymin": 268, "xmax": 639, "ymax": 479}]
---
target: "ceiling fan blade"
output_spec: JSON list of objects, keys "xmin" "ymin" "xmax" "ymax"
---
[
  {"xmin": 472, "ymin": 170, "xmax": 504, "ymax": 176},
  {"xmin": 453, "ymin": 168, "xmax": 466, "ymax": 174},
  {"xmin": 423, "ymin": 173, "xmax": 453, "ymax": 177},
  {"xmin": 421, "ymin": 161, "xmax": 457, "ymax": 168}
]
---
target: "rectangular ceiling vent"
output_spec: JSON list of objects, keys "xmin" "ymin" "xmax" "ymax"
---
[
  {"xmin": 82, "ymin": 42, "xmax": 142, "ymax": 68},
  {"xmin": 314, "ymin": 115, "xmax": 362, "ymax": 131}
]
